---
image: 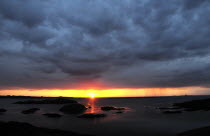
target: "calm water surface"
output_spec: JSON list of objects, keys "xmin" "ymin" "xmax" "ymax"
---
[{"xmin": 0, "ymin": 96, "xmax": 210, "ymax": 136}]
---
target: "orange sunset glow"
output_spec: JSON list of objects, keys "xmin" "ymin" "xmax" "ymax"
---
[{"xmin": 0, "ymin": 87, "xmax": 209, "ymax": 98}]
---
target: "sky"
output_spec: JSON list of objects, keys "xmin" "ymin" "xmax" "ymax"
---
[{"xmin": 0, "ymin": 0, "xmax": 210, "ymax": 97}]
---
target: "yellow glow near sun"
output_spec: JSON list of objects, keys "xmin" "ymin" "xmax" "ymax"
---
[
  {"xmin": 0, "ymin": 87, "xmax": 208, "ymax": 98},
  {"xmin": 88, "ymin": 89, "xmax": 97, "ymax": 98}
]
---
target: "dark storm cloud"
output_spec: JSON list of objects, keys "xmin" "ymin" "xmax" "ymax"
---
[
  {"xmin": 0, "ymin": 0, "xmax": 210, "ymax": 89},
  {"xmin": 0, "ymin": 0, "xmax": 46, "ymax": 27}
]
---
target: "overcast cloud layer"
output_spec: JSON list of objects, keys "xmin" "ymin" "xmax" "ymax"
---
[{"xmin": 0, "ymin": 0, "xmax": 210, "ymax": 90}]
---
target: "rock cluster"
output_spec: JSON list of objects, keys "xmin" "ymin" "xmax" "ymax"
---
[{"xmin": 60, "ymin": 103, "xmax": 87, "ymax": 114}]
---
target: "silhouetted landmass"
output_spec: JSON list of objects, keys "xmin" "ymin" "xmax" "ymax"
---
[
  {"xmin": 0, "ymin": 121, "xmax": 92, "ymax": 136},
  {"xmin": 43, "ymin": 113, "xmax": 62, "ymax": 118},
  {"xmin": 22, "ymin": 108, "xmax": 40, "ymax": 114},
  {"xmin": 178, "ymin": 126, "xmax": 210, "ymax": 136},
  {"xmin": 60, "ymin": 103, "xmax": 87, "ymax": 114},
  {"xmin": 0, "ymin": 96, "xmax": 45, "ymax": 99},
  {"xmin": 14, "ymin": 98, "xmax": 77, "ymax": 104},
  {"xmin": 173, "ymin": 98, "xmax": 210, "ymax": 111},
  {"xmin": 158, "ymin": 98, "xmax": 210, "ymax": 114},
  {"xmin": 78, "ymin": 113, "xmax": 106, "ymax": 119},
  {"xmin": 0, "ymin": 95, "xmax": 75, "ymax": 99},
  {"xmin": 101, "ymin": 106, "xmax": 125, "ymax": 111}
]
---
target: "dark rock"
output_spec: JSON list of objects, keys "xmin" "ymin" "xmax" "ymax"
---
[
  {"xmin": 14, "ymin": 98, "xmax": 77, "ymax": 104},
  {"xmin": 0, "ymin": 121, "xmax": 92, "ymax": 136},
  {"xmin": 43, "ymin": 113, "xmax": 62, "ymax": 118},
  {"xmin": 21, "ymin": 108, "xmax": 40, "ymax": 114},
  {"xmin": 115, "ymin": 107, "xmax": 125, "ymax": 110},
  {"xmin": 101, "ymin": 106, "xmax": 115, "ymax": 111},
  {"xmin": 78, "ymin": 113, "xmax": 106, "ymax": 119},
  {"xmin": 101, "ymin": 106, "xmax": 125, "ymax": 111},
  {"xmin": 116, "ymin": 111, "xmax": 123, "ymax": 114},
  {"xmin": 60, "ymin": 103, "xmax": 87, "ymax": 114},
  {"xmin": 0, "ymin": 108, "xmax": 7, "ymax": 112},
  {"xmin": 178, "ymin": 126, "xmax": 210, "ymax": 136},
  {"xmin": 173, "ymin": 98, "xmax": 210, "ymax": 112},
  {"xmin": 163, "ymin": 110, "xmax": 182, "ymax": 114}
]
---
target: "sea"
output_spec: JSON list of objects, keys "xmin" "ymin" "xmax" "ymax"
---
[{"xmin": 0, "ymin": 95, "xmax": 210, "ymax": 136}]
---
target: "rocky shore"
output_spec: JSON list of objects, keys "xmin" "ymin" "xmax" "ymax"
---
[{"xmin": 0, "ymin": 121, "xmax": 92, "ymax": 136}]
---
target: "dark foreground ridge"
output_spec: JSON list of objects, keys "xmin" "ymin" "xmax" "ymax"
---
[
  {"xmin": 0, "ymin": 121, "xmax": 92, "ymax": 136},
  {"xmin": 178, "ymin": 126, "xmax": 210, "ymax": 136},
  {"xmin": 14, "ymin": 98, "xmax": 77, "ymax": 104}
]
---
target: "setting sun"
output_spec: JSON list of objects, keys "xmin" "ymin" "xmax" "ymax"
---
[{"xmin": 88, "ymin": 90, "xmax": 97, "ymax": 98}]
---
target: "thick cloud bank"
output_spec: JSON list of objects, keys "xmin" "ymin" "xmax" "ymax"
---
[{"xmin": 0, "ymin": 0, "xmax": 210, "ymax": 89}]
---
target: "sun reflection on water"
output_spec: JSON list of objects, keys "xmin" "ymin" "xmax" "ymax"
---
[{"xmin": 86, "ymin": 95, "xmax": 98, "ymax": 113}]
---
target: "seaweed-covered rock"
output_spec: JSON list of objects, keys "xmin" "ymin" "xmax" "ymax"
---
[
  {"xmin": 22, "ymin": 108, "xmax": 40, "ymax": 114},
  {"xmin": 0, "ymin": 109, "xmax": 7, "ymax": 112},
  {"xmin": 101, "ymin": 106, "xmax": 125, "ymax": 111},
  {"xmin": 14, "ymin": 98, "xmax": 77, "ymax": 104},
  {"xmin": 43, "ymin": 113, "xmax": 62, "ymax": 118},
  {"xmin": 60, "ymin": 103, "xmax": 87, "ymax": 114},
  {"xmin": 78, "ymin": 113, "xmax": 106, "ymax": 119}
]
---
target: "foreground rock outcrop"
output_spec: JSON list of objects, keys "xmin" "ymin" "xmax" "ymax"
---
[
  {"xmin": 178, "ymin": 126, "xmax": 210, "ymax": 136},
  {"xmin": 14, "ymin": 98, "xmax": 77, "ymax": 104},
  {"xmin": 0, "ymin": 121, "xmax": 92, "ymax": 136},
  {"xmin": 60, "ymin": 103, "xmax": 87, "ymax": 114}
]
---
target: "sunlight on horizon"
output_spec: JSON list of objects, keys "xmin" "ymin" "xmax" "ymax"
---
[
  {"xmin": 88, "ymin": 89, "xmax": 97, "ymax": 98},
  {"xmin": 0, "ymin": 87, "xmax": 210, "ymax": 98}
]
